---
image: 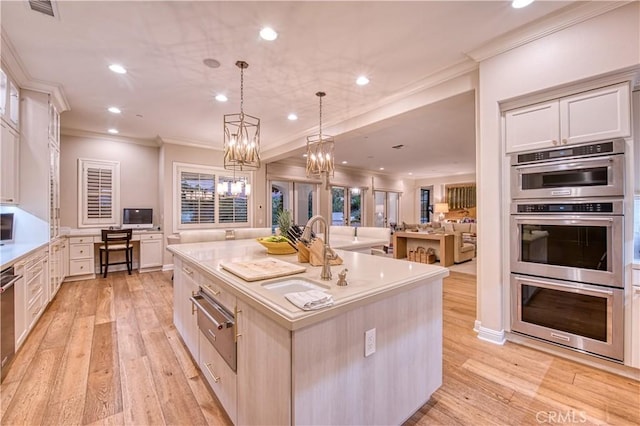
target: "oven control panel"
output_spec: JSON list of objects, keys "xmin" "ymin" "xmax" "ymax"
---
[
  {"xmin": 513, "ymin": 139, "xmax": 624, "ymax": 165},
  {"xmin": 516, "ymin": 202, "xmax": 614, "ymax": 213}
]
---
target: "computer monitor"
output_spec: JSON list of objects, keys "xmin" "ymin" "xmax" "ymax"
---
[
  {"xmin": 0, "ymin": 213, "xmax": 14, "ymax": 245},
  {"xmin": 122, "ymin": 208, "xmax": 153, "ymax": 229}
]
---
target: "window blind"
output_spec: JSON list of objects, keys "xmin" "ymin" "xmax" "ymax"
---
[
  {"xmin": 180, "ymin": 171, "xmax": 216, "ymax": 224},
  {"xmin": 78, "ymin": 159, "xmax": 119, "ymax": 227}
]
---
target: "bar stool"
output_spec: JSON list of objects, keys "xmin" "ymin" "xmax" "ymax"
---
[{"xmin": 99, "ymin": 229, "xmax": 133, "ymax": 278}]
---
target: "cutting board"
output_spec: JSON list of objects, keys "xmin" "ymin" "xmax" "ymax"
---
[{"xmin": 219, "ymin": 258, "xmax": 306, "ymax": 282}]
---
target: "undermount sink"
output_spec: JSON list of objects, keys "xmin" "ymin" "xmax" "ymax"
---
[{"xmin": 261, "ymin": 277, "xmax": 329, "ymax": 295}]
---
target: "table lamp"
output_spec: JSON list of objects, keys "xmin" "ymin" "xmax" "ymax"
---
[{"xmin": 434, "ymin": 203, "xmax": 449, "ymax": 222}]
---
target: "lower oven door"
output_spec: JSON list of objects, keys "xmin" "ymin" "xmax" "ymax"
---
[
  {"xmin": 510, "ymin": 214, "xmax": 623, "ymax": 287},
  {"xmin": 511, "ymin": 274, "xmax": 623, "ymax": 361}
]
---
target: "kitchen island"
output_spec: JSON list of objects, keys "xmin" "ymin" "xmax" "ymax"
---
[{"xmin": 168, "ymin": 238, "xmax": 447, "ymax": 425}]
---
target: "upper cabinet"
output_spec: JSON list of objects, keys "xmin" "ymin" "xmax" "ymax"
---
[
  {"xmin": 0, "ymin": 68, "xmax": 20, "ymax": 131},
  {"xmin": 1, "ymin": 121, "xmax": 19, "ymax": 204},
  {"xmin": 505, "ymin": 82, "xmax": 631, "ymax": 154}
]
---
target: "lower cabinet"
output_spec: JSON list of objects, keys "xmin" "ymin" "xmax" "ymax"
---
[
  {"xmin": 173, "ymin": 258, "xmax": 199, "ymax": 358},
  {"xmin": 199, "ymin": 330, "xmax": 237, "ymax": 424},
  {"xmin": 48, "ymin": 237, "xmax": 66, "ymax": 300},
  {"xmin": 14, "ymin": 247, "xmax": 48, "ymax": 349},
  {"xmin": 631, "ymin": 269, "xmax": 640, "ymax": 368},
  {"xmin": 68, "ymin": 236, "xmax": 95, "ymax": 278},
  {"xmin": 139, "ymin": 233, "xmax": 163, "ymax": 270}
]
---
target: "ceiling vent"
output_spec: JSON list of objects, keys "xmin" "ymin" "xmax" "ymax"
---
[
  {"xmin": 392, "ymin": 144, "xmax": 405, "ymax": 149},
  {"xmin": 28, "ymin": 0, "xmax": 56, "ymax": 17}
]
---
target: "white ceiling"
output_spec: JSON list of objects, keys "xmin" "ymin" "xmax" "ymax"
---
[{"xmin": 2, "ymin": 0, "xmax": 585, "ymax": 178}]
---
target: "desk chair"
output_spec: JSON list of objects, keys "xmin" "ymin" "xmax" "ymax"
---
[{"xmin": 100, "ymin": 229, "xmax": 133, "ymax": 278}]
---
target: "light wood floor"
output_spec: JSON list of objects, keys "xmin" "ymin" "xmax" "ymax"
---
[{"xmin": 1, "ymin": 271, "xmax": 638, "ymax": 425}]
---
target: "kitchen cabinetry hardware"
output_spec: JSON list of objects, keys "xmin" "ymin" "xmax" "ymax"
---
[{"xmin": 204, "ymin": 363, "xmax": 221, "ymax": 383}]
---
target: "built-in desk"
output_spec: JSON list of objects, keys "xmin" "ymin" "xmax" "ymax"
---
[
  {"xmin": 393, "ymin": 231, "xmax": 454, "ymax": 267},
  {"xmin": 65, "ymin": 229, "xmax": 164, "ymax": 280}
]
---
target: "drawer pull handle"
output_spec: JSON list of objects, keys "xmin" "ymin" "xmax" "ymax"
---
[
  {"xmin": 182, "ymin": 267, "xmax": 193, "ymax": 276},
  {"xmin": 204, "ymin": 283, "xmax": 220, "ymax": 296},
  {"xmin": 207, "ymin": 329, "xmax": 217, "ymax": 341},
  {"xmin": 204, "ymin": 363, "xmax": 220, "ymax": 383}
]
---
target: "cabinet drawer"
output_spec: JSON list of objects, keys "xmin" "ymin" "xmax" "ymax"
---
[
  {"xmin": 69, "ymin": 258, "xmax": 94, "ymax": 276},
  {"xmin": 27, "ymin": 291, "xmax": 45, "ymax": 327},
  {"xmin": 25, "ymin": 259, "xmax": 46, "ymax": 283},
  {"xmin": 140, "ymin": 233, "xmax": 162, "ymax": 241},
  {"xmin": 26, "ymin": 275, "xmax": 44, "ymax": 305},
  {"xmin": 69, "ymin": 243, "xmax": 93, "ymax": 259},
  {"xmin": 69, "ymin": 236, "xmax": 94, "ymax": 244},
  {"xmin": 200, "ymin": 278, "xmax": 235, "ymax": 312},
  {"xmin": 199, "ymin": 330, "xmax": 237, "ymax": 424}
]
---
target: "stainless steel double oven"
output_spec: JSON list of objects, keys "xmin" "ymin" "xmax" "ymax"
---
[{"xmin": 510, "ymin": 139, "xmax": 625, "ymax": 361}]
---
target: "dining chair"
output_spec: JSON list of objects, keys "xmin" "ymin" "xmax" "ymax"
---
[{"xmin": 99, "ymin": 229, "xmax": 133, "ymax": 278}]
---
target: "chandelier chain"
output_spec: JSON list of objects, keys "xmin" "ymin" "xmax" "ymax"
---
[
  {"xmin": 240, "ymin": 65, "xmax": 244, "ymax": 114},
  {"xmin": 319, "ymin": 94, "xmax": 322, "ymax": 140}
]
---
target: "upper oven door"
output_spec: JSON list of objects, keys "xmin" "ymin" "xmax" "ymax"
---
[
  {"xmin": 510, "ymin": 214, "xmax": 623, "ymax": 287},
  {"xmin": 511, "ymin": 154, "xmax": 624, "ymax": 199}
]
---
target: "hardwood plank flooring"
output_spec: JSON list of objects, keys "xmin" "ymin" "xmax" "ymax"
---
[{"xmin": 1, "ymin": 270, "xmax": 638, "ymax": 425}]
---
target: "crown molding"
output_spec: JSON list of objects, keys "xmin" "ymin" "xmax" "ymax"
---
[
  {"xmin": 158, "ymin": 136, "xmax": 222, "ymax": 152},
  {"xmin": 467, "ymin": 1, "xmax": 631, "ymax": 62},
  {"xmin": 1, "ymin": 28, "xmax": 70, "ymax": 112},
  {"xmin": 61, "ymin": 127, "xmax": 160, "ymax": 148}
]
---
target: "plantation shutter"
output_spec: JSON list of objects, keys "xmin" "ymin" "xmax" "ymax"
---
[
  {"xmin": 180, "ymin": 171, "xmax": 216, "ymax": 224},
  {"xmin": 79, "ymin": 159, "xmax": 120, "ymax": 227},
  {"xmin": 218, "ymin": 176, "xmax": 248, "ymax": 224}
]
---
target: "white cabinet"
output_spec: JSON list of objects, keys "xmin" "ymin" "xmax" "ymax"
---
[
  {"xmin": 631, "ymin": 269, "xmax": 640, "ymax": 368},
  {"xmin": 199, "ymin": 330, "xmax": 237, "ymax": 424},
  {"xmin": 0, "ymin": 68, "xmax": 20, "ymax": 130},
  {"xmin": 14, "ymin": 248, "xmax": 49, "ymax": 349},
  {"xmin": 0, "ymin": 121, "xmax": 19, "ymax": 203},
  {"xmin": 173, "ymin": 258, "xmax": 199, "ymax": 358},
  {"xmin": 139, "ymin": 233, "xmax": 163, "ymax": 270},
  {"xmin": 49, "ymin": 237, "xmax": 66, "ymax": 300},
  {"xmin": 68, "ymin": 236, "xmax": 95, "ymax": 278},
  {"xmin": 505, "ymin": 82, "xmax": 631, "ymax": 153},
  {"xmin": 49, "ymin": 141, "xmax": 60, "ymax": 238}
]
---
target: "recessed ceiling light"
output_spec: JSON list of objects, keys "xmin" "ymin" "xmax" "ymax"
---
[
  {"xmin": 341, "ymin": 160, "xmax": 348, "ymax": 164},
  {"xmin": 512, "ymin": 0, "xmax": 534, "ymax": 8},
  {"xmin": 408, "ymin": 172, "xmax": 413, "ymax": 175},
  {"xmin": 107, "ymin": 128, "xmax": 119, "ymax": 134},
  {"xmin": 215, "ymin": 94, "xmax": 228, "ymax": 102},
  {"xmin": 108, "ymin": 64, "xmax": 127, "ymax": 74},
  {"xmin": 260, "ymin": 27, "xmax": 278, "ymax": 41},
  {"xmin": 287, "ymin": 113, "xmax": 298, "ymax": 121},
  {"xmin": 203, "ymin": 58, "xmax": 221, "ymax": 69},
  {"xmin": 107, "ymin": 106, "xmax": 121, "ymax": 114},
  {"xmin": 356, "ymin": 75, "xmax": 370, "ymax": 86},
  {"xmin": 302, "ymin": 153, "xmax": 308, "ymax": 158},
  {"xmin": 379, "ymin": 167, "xmax": 384, "ymax": 171}
]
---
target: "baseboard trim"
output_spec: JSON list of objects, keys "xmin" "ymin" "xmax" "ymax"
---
[
  {"xmin": 163, "ymin": 264, "xmax": 174, "ymax": 272},
  {"xmin": 476, "ymin": 322, "xmax": 506, "ymax": 345}
]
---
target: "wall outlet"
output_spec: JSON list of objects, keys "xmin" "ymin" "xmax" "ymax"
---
[{"xmin": 365, "ymin": 328, "xmax": 376, "ymax": 357}]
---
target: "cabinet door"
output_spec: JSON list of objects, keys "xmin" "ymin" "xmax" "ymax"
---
[
  {"xmin": 504, "ymin": 100, "xmax": 560, "ymax": 153},
  {"xmin": 13, "ymin": 263, "xmax": 27, "ymax": 349},
  {"xmin": 49, "ymin": 143, "xmax": 60, "ymax": 239},
  {"xmin": 173, "ymin": 259, "xmax": 185, "ymax": 337},
  {"xmin": 560, "ymin": 83, "xmax": 631, "ymax": 146},
  {"xmin": 236, "ymin": 299, "xmax": 291, "ymax": 426},
  {"xmin": 199, "ymin": 331, "xmax": 237, "ymax": 424},
  {"xmin": 139, "ymin": 235, "xmax": 163, "ymax": 269},
  {"xmin": 0, "ymin": 121, "xmax": 19, "ymax": 203},
  {"xmin": 632, "ymin": 285, "xmax": 640, "ymax": 368},
  {"xmin": 181, "ymin": 266, "xmax": 199, "ymax": 358}
]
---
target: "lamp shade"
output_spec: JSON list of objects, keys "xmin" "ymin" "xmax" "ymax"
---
[{"xmin": 434, "ymin": 203, "xmax": 449, "ymax": 214}]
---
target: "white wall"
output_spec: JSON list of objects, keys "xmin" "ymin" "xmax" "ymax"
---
[
  {"xmin": 60, "ymin": 134, "xmax": 160, "ymax": 229},
  {"xmin": 476, "ymin": 3, "xmax": 640, "ymax": 342}
]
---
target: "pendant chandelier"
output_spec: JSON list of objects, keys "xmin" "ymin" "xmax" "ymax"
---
[
  {"xmin": 223, "ymin": 60, "xmax": 260, "ymax": 171},
  {"xmin": 216, "ymin": 175, "xmax": 251, "ymax": 197},
  {"xmin": 305, "ymin": 91, "xmax": 335, "ymax": 182}
]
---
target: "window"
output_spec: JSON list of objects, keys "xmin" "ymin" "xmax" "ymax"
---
[
  {"xmin": 445, "ymin": 183, "xmax": 476, "ymax": 210},
  {"xmin": 174, "ymin": 163, "xmax": 250, "ymax": 230},
  {"xmin": 271, "ymin": 180, "xmax": 317, "ymax": 230},
  {"xmin": 420, "ymin": 188, "xmax": 431, "ymax": 223},
  {"xmin": 331, "ymin": 186, "xmax": 362, "ymax": 226},
  {"xmin": 374, "ymin": 190, "xmax": 399, "ymax": 228},
  {"xmin": 78, "ymin": 158, "xmax": 120, "ymax": 227}
]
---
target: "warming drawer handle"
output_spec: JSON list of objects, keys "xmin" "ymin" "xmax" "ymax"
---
[
  {"xmin": 204, "ymin": 363, "xmax": 220, "ymax": 383},
  {"xmin": 1, "ymin": 275, "xmax": 21, "ymax": 292},
  {"xmin": 516, "ymin": 276, "xmax": 614, "ymax": 296},
  {"xmin": 190, "ymin": 296, "xmax": 226, "ymax": 330}
]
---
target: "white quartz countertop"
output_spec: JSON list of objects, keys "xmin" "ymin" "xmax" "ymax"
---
[
  {"xmin": 0, "ymin": 241, "xmax": 49, "ymax": 270},
  {"xmin": 168, "ymin": 239, "xmax": 448, "ymax": 330}
]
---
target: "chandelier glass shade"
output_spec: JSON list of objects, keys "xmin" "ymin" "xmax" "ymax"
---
[
  {"xmin": 216, "ymin": 176, "xmax": 251, "ymax": 197},
  {"xmin": 224, "ymin": 61, "xmax": 260, "ymax": 171},
  {"xmin": 306, "ymin": 91, "xmax": 335, "ymax": 178}
]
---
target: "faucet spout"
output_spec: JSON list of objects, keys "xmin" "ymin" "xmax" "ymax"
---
[{"xmin": 302, "ymin": 215, "xmax": 336, "ymax": 281}]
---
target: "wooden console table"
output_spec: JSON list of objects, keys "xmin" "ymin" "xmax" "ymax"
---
[{"xmin": 393, "ymin": 231, "xmax": 455, "ymax": 267}]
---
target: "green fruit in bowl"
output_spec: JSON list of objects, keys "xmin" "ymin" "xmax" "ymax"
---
[{"xmin": 264, "ymin": 236, "xmax": 289, "ymax": 243}]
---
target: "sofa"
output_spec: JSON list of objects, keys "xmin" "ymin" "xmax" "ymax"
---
[
  {"xmin": 168, "ymin": 227, "xmax": 273, "ymax": 244},
  {"xmin": 443, "ymin": 222, "xmax": 476, "ymax": 263}
]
